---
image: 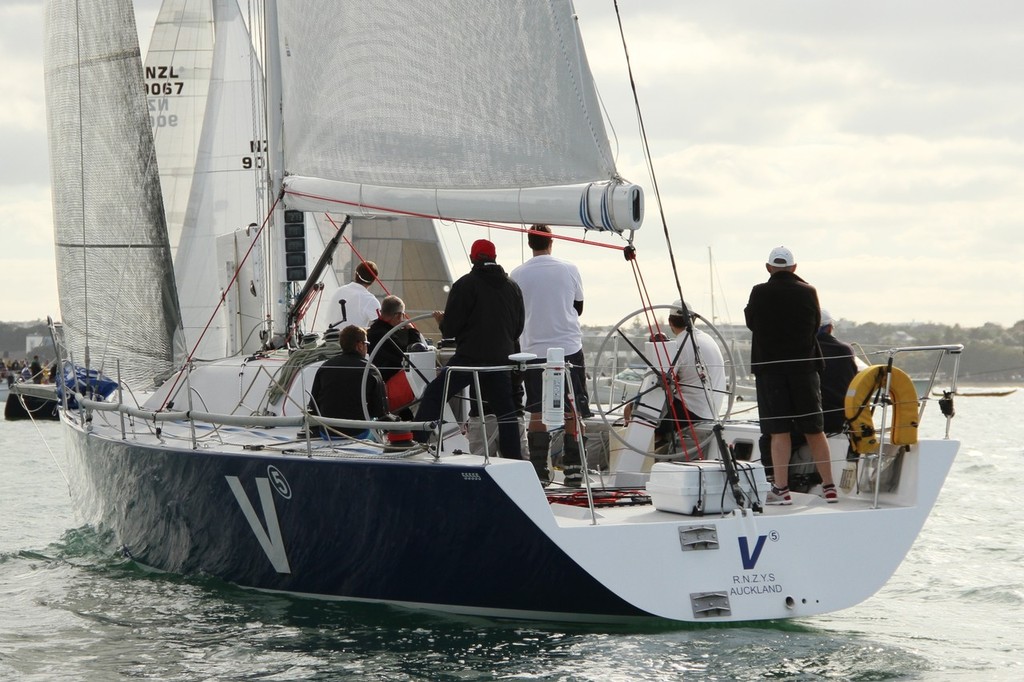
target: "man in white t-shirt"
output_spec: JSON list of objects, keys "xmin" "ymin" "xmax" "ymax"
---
[
  {"xmin": 509, "ymin": 225, "xmax": 589, "ymax": 486},
  {"xmin": 327, "ymin": 261, "xmax": 380, "ymax": 330}
]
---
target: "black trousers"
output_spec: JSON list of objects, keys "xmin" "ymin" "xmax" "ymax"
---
[{"xmin": 414, "ymin": 362, "xmax": 522, "ymax": 459}]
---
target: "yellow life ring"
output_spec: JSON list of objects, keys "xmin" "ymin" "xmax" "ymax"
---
[{"xmin": 844, "ymin": 365, "xmax": 919, "ymax": 454}]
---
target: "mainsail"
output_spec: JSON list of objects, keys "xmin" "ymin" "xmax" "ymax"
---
[
  {"xmin": 275, "ymin": 0, "xmax": 642, "ymax": 231},
  {"xmin": 44, "ymin": 0, "xmax": 185, "ymax": 389}
]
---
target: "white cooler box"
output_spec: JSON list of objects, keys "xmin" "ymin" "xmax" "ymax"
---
[{"xmin": 645, "ymin": 460, "xmax": 770, "ymax": 515}]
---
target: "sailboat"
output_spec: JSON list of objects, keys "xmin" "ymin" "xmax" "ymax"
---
[{"xmin": 41, "ymin": 0, "xmax": 966, "ymax": 623}]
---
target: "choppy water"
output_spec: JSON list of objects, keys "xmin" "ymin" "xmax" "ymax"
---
[{"xmin": 1, "ymin": 390, "xmax": 1022, "ymax": 681}]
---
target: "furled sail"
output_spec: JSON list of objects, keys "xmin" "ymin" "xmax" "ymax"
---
[
  {"xmin": 275, "ymin": 0, "xmax": 643, "ymax": 232},
  {"xmin": 44, "ymin": 0, "xmax": 185, "ymax": 389}
]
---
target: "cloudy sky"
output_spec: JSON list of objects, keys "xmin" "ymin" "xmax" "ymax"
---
[{"xmin": 2, "ymin": 0, "xmax": 1022, "ymax": 330}]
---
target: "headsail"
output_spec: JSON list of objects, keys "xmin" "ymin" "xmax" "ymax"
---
[
  {"xmin": 275, "ymin": 0, "xmax": 642, "ymax": 232},
  {"xmin": 145, "ymin": 0, "xmax": 215, "ymax": 255},
  {"xmin": 172, "ymin": 0, "xmax": 268, "ymax": 357},
  {"xmin": 44, "ymin": 0, "xmax": 185, "ymax": 388}
]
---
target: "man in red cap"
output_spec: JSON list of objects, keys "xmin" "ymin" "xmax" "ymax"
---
[{"xmin": 413, "ymin": 239, "xmax": 526, "ymax": 458}]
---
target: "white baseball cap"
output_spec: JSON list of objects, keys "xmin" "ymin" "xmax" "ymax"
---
[
  {"xmin": 820, "ymin": 309, "xmax": 834, "ymax": 327},
  {"xmin": 767, "ymin": 246, "xmax": 795, "ymax": 267},
  {"xmin": 670, "ymin": 299, "xmax": 700, "ymax": 317}
]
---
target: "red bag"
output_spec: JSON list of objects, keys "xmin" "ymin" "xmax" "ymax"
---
[{"xmin": 385, "ymin": 371, "xmax": 415, "ymax": 411}]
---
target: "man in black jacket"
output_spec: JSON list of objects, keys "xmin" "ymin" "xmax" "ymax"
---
[
  {"xmin": 307, "ymin": 325, "xmax": 387, "ymax": 440},
  {"xmin": 413, "ymin": 239, "xmax": 525, "ymax": 458},
  {"xmin": 745, "ymin": 246, "xmax": 837, "ymax": 505},
  {"xmin": 367, "ymin": 295, "xmax": 426, "ymax": 383},
  {"xmin": 817, "ymin": 309, "xmax": 858, "ymax": 433}
]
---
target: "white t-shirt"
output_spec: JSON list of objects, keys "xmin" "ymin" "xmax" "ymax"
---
[
  {"xmin": 327, "ymin": 281, "xmax": 380, "ymax": 329},
  {"xmin": 510, "ymin": 254, "xmax": 584, "ymax": 356},
  {"xmin": 673, "ymin": 326, "xmax": 726, "ymax": 420}
]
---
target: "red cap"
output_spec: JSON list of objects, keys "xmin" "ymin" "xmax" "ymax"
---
[{"xmin": 470, "ymin": 239, "xmax": 497, "ymax": 262}]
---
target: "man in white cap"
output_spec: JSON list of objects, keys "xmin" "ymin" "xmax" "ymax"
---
[
  {"xmin": 744, "ymin": 246, "xmax": 837, "ymax": 505},
  {"xmin": 817, "ymin": 309, "xmax": 858, "ymax": 433}
]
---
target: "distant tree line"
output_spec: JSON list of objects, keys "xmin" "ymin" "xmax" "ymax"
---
[{"xmin": 5, "ymin": 317, "xmax": 1022, "ymax": 383}]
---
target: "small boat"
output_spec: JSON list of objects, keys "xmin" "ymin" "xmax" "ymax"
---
[
  {"xmin": 41, "ymin": 0, "xmax": 966, "ymax": 624},
  {"xmin": 5, "ymin": 382, "xmax": 59, "ymax": 421}
]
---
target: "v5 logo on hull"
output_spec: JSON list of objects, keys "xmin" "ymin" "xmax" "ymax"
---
[
  {"xmin": 226, "ymin": 468, "xmax": 292, "ymax": 573},
  {"xmin": 738, "ymin": 535, "xmax": 767, "ymax": 570}
]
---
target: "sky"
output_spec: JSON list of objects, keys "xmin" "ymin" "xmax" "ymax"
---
[{"xmin": 1, "ymin": 0, "xmax": 1022, "ymax": 330}]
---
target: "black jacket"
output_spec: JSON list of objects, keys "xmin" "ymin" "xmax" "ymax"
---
[
  {"xmin": 744, "ymin": 270, "xmax": 824, "ymax": 375},
  {"xmin": 367, "ymin": 319, "xmax": 426, "ymax": 382},
  {"xmin": 307, "ymin": 351, "xmax": 386, "ymax": 436},
  {"xmin": 441, "ymin": 262, "xmax": 525, "ymax": 365},
  {"xmin": 818, "ymin": 331, "xmax": 858, "ymax": 432}
]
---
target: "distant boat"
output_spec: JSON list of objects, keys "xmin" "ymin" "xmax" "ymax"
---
[
  {"xmin": 5, "ymin": 383, "xmax": 59, "ymax": 421},
  {"xmin": 932, "ymin": 387, "xmax": 1018, "ymax": 397}
]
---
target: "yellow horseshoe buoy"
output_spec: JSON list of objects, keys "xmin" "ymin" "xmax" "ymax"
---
[{"xmin": 844, "ymin": 365, "xmax": 919, "ymax": 454}]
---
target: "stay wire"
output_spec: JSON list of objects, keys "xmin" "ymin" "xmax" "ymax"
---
[
  {"xmin": 627, "ymin": 256, "xmax": 704, "ymax": 458},
  {"xmin": 612, "ymin": 0, "xmax": 687, "ymax": 312}
]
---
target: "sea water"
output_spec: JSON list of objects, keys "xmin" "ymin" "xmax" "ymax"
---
[{"xmin": 1, "ymin": 390, "xmax": 1021, "ymax": 681}]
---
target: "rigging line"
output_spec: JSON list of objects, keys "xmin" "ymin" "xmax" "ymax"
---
[
  {"xmin": 629, "ymin": 260, "xmax": 704, "ymax": 457},
  {"xmin": 320, "ymin": 213, "xmax": 393, "ymax": 298},
  {"xmin": 19, "ymin": 390, "xmax": 71, "ymax": 489},
  {"xmin": 612, "ymin": 0, "xmax": 686, "ymax": 308}
]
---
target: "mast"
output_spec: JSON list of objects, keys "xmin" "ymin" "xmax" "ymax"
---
[
  {"xmin": 264, "ymin": 0, "xmax": 287, "ymax": 345},
  {"xmin": 708, "ymin": 246, "xmax": 715, "ymax": 325}
]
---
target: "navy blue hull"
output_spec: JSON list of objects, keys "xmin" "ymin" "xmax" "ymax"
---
[{"xmin": 69, "ymin": 428, "xmax": 647, "ymax": 620}]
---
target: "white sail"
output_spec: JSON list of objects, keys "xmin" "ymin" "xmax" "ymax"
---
[
  {"xmin": 145, "ymin": 0, "xmax": 215, "ymax": 254},
  {"xmin": 173, "ymin": 0, "xmax": 267, "ymax": 358},
  {"xmin": 275, "ymin": 0, "xmax": 642, "ymax": 232},
  {"xmin": 44, "ymin": 0, "xmax": 185, "ymax": 388}
]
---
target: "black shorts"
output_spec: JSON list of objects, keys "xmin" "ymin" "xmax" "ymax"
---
[
  {"xmin": 756, "ymin": 372, "xmax": 824, "ymax": 435},
  {"xmin": 523, "ymin": 349, "xmax": 591, "ymax": 417}
]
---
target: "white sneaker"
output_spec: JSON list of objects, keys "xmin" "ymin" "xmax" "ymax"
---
[{"xmin": 766, "ymin": 486, "xmax": 792, "ymax": 506}]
